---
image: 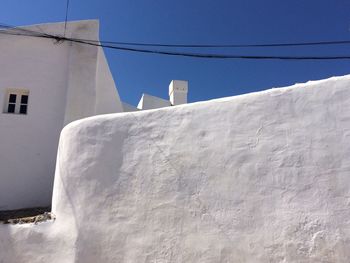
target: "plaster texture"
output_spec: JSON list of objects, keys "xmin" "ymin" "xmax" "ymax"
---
[
  {"xmin": 0, "ymin": 20, "xmax": 123, "ymax": 210},
  {"xmin": 1, "ymin": 75, "xmax": 350, "ymax": 262}
]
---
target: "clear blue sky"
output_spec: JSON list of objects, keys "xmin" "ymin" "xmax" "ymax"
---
[{"xmin": 1, "ymin": 0, "xmax": 350, "ymax": 105}]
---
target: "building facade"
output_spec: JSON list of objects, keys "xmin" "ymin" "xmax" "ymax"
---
[{"xmin": 0, "ymin": 20, "xmax": 123, "ymax": 210}]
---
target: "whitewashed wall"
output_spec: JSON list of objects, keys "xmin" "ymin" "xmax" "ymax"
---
[
  {"xmin": 0, "ymin": 20, "xmax": 123, "ymax": 210},
  {"xmin": 1, "ymin": 75, "xmax": 350, "ymax": 262}
]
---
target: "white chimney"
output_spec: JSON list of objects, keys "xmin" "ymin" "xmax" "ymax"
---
[{"xmin": 169, "ymin": 80, "xmax": 188, "ymax": 106}]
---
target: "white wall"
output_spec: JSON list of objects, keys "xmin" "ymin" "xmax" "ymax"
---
[
  {"xmin": 1, "ymin": 75, "xmax": 350, "ymax": 262},
  {"xmin": 0, "ymin": 20, "xmax": 123, "ymax": 210},
  {"xmin": 169, "ymin": 80, "xmax": 188, "ymax": 105},
  {"xmin": 94, "ymin": 46, "xmax": 124, "ymax": 115},
  {"xmin": 0, "ymin": 28, "xmax": 70, "ymax": 210},
  {"xmin": 63, "ymin": 20, "xmax": 123, "ymax": 124},
  {"xmin": 137, "ymin": 93, "xmax": 170, "ymax": 110}
]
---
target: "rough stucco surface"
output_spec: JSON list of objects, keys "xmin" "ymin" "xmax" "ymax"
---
[{"xmin": 1, "ymin": 75, "xmax": 350, "ymax": 262}]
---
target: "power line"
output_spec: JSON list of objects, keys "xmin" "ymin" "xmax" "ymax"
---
[
  {"xmin": 70, "ymin": 37, "xmax": 350, "ymax": 60},
  {"xmin": 2, "ymin": 21, "xmax": 350, "ymax": 49},
  {"xmin": 1, "ymin": 23, "xmax": 350, "ymax": 60},
  {"xmin": 64, "ymin": 0, "xmax": 70, "ymax": 37},
  {"xmin": 70, "ymin": 38, "xmax": 350, "ymax": 48},
  {"xmin": 2, "ymin": 22, "xmax": 350, "ymax": 49}
]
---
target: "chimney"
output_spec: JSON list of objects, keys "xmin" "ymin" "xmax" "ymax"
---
[{"xmin": 169, "ymin": 80, "xmax": 188, "ymax": 106}]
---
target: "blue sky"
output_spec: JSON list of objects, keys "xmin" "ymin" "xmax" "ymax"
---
[{"xmin": 1, "ymin": 0, "xmax": 350, "ymax": 105}]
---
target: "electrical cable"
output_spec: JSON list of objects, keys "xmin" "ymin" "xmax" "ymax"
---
[
  {"xmin": 1, "ymin": 23, "xmax": 350, "ymax": 60},
  {"xmin": 2, "ymin": 21, "xmax": 350, "ymax": 48},
  {"xmin": 66, "ymin": 38, "xmax": 350, "ymax": 48},
  {"xmin": 69, "ymin": 37, "xmax": 350, "ymax": 60},
  {"xmin": 64, "ymin": 0, "xmax": 70, "ymax": 37}
]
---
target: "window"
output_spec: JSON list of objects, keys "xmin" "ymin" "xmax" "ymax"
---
[
  {"xmin": 7, "ymin": 94, "xmax": 16, "ymax": 113},
  {"xmin": 20, "ymin": 95, "xmax": 28, "ymax": 114},
  {"xmin": 3, "ymin": 89, "xmax": 29, "ymax": 115}
]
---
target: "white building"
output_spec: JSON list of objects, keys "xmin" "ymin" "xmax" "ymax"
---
[
  {"xmin": 137, "ymin": 80, "xmax": 188, "ymax": 110},
  {"xmin": 0, "ymin": 20, "xmax": 124, "ymax": 210}
]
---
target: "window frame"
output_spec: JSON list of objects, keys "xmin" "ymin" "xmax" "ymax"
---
[{"xmin": 3, "ymin": 89, "xmax": 30, "ymax": 115}]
